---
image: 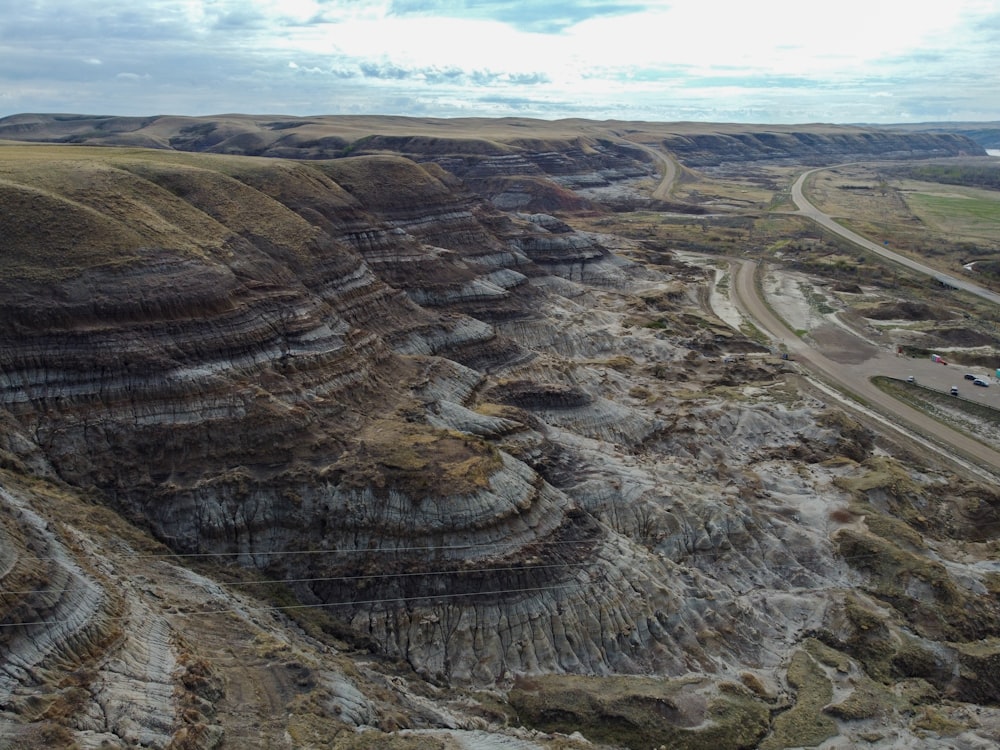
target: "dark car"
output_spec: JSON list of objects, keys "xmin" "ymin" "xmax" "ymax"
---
[{"xmin": 964, "ymin": 373, "xmax": 977, "ymax": 381}]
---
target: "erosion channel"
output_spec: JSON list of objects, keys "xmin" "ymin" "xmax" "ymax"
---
[{"xmin": 1, "ymin": 115, "xmax": 999, "ymax": 750}]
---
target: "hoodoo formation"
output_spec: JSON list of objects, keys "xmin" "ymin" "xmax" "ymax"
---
[{"xmin": 1, "ymin": 115, "xmax": 999, "ymax": 749}]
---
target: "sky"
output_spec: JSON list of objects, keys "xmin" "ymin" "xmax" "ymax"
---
[{"xmin": 3, "ymin": 0, "xmax": 1000, "ymax": 124}]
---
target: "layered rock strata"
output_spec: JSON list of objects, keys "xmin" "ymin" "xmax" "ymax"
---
[
  {"xmin": 2, "ymin": 142, "xmax": 1000, "ymax": 749},
  {"xmin": 0, "ymin": 150, "xmax": 697, "ymax": 689},
  {"xmin": 0, "ymin": 114, "xmax": 985, "ymax": 213}
]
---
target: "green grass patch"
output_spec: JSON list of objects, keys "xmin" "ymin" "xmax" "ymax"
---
[
  {"xmin": 740, "ymin": 319, "xmax": 770, "ymax": 346},
  {"xmin": 760, "ymin": 650, "xmax": 836, "ymax": 750},
  {"xmin": 909, "ymin": 192, "xmax": 1000, "ymax": 221},
  {"xmin": 509, "ymin": 674, "xmax": 771, "ymax": 750},
  {"xmin": 907, "ymin": 192, "xmax": 1000, "ymax": 232},
  {"xmin": 824, "ymin": 676, "xmax": 892, "ymax": 721},
  {"xmin": 833, "ymin": 526, "xmax": 987, "ymax": 643},
  {"xmin": 912, "ymin": 707, "xmax": 965, "ymax": 735}
]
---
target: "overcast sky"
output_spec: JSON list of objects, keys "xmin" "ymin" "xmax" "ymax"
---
[{"xmin": 3, "ymin": 0, "xmax": 1000, "ymax": 124}]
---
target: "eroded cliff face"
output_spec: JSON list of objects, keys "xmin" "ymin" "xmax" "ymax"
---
[
  {"xmin": 0, "ymin": 114, "xmax": 986, "ymax": 212},
  {"xmin": 658, "ymin": 129, "xmax": 984, "ymax": 166},
  {"xmin": 2, "ymin": 145, "xmax": 999, "ymax": 749}
]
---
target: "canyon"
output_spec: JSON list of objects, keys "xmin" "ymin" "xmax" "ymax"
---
[{"xmin": 0, "ymin": 115, "xmax": 998, "ymax": 749}]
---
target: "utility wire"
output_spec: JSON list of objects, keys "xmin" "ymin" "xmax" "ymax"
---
[
  {"xmin": 0, "ymin": 582, "xmax": 582, "ymax": 630},
  {"xmin": 0, "ymin": 537, "xmax": 593, "ymax": 563},
  {"xmin": 0, "ymin": 541, "xmax": 915, "ymax": 600},
  {"xmin": 0, "ymin": 560, "xmax": 586, "ymax": 597},
  {"xmin": 0, "ymin": 545, "xmax": 948, "ymax": 631}
]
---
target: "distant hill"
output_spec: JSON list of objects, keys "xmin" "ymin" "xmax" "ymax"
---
[
  {"xmin": 868, "ymin": 121, "xmax": 1000, "ymax": 150},
  {"xmin": 0, "ymin": 112, "xmax": 987, "ymax": 164}
]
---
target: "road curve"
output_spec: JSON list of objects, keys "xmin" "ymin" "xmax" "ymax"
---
[
  {"xmin": 619, "ymin": 139, "xmax": 678, "ymax": 200},
  {"xmin": 791, "ymin": 169, "xmax": 1000, "ymax": 306},
  {"xmin": 730, "ymin": 258, "xmax": 1000, "ymax": 478}
]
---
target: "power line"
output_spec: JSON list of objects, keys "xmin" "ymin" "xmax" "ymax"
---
[
  {"xmin": 0, "ymin": 537, "xmax": 907, "ymax": 598},
  {"xmin": 0, "ymin": 538, "xmax": 940, "ymax": 632},
  {"xmin": 0, "ymin": 545, "xmax": 953, "ymax": 630},
  {"xmin": 0, "ymin": 582, "xmax": 582, "ymax": 630},
  {"xmin": 0, "ymin": 536, "xmax": 594, "ymax": 564},
  {"xmin": 0, "ymin": 560, "xmax": 586, "ymax": 597},
  {"xmin": 11, "ymin": 508, "xmax": 976, "ymax": 568}
]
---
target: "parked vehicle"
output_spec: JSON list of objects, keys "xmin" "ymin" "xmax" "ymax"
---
[
  {"xmin": 964, "ymin": 373, "xmax": 977, "ymax": 380},
  {"xmin": 973, "ymin": 378, "xmax": 989, "ymax": 387}
]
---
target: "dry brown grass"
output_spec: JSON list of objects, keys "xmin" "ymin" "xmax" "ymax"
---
[
  {"xmin": 0, "ymin": 141, "xmax": 486, "ymax": 283},
  {"xmin": 2, "ymin": 113, "xmax": 888, "ymax": 147},
  {"xmin": 332, "ymin": 419, "xmax": 503, "ymax": 498},
  {"xmin": 316, "ymin": 155, "xmax": 453, "ymax": 208},
  {"xmin": 509, "ymin": 673, "xmax": 771, "ymax": 750},
  {"xmin": 803, "ymin": 162, "xmax": 1000, "ymax": 281},
  {"xmin": 760, "ymin": 650, "xmax": 836, "ymax": 750}
]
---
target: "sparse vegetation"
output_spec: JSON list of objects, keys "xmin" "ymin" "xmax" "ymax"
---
[
  {"xmin": 873, "ymin": 375, "xmax": 1000, "ymax": 447},
  {"xmin": 508, "ymin": 674, "xmax": 771, "ymax": 750},
  {"xmin": 898, "ymin": 164, "xmax": 1000, "ymax": 191},
  {"xmin": 2, "ymin": 118, "xmax": 1000, "ymax": 749},
  {"xmin": 803, "ymin": 161, "xmax": 1000, "ymax": 288},
  {"xmin": 760, "ymin": 650, "xmax": 836, "ymax": 750}
]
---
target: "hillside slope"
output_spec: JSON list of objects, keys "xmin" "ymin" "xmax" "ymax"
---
[{"xmin": 1, "ymin": 141, "xmax": 999, "ymax": 749}]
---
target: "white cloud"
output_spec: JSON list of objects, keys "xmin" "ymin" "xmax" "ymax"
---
[{"xmin": 1, "ymin": 0, "xmax": 999, "ymax": 122}]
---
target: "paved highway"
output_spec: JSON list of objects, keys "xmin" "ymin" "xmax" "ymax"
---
[
  {"xmin": 791, "ymin": 168, "xmax": 1000, "ymax": 306},
  {"xmin": 730, "ymin": 259, "xmax": 1000, "ymax": 478},
  {"xmin": 640, "ymin": 151, "xmax": 1000, "ymax": 475}
]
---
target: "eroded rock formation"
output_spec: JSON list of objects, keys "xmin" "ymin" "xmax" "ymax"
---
[{"xmin": 1, "ymin": 135, "xmax": 998, "ymax": 749}]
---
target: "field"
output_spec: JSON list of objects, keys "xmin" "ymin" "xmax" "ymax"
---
[
  {"xmin": 906, "ymin": 190, "xmax": 1000, "ymax": 238},
  {"xmin": 796, "ymin": 161, "xmax": 1000, "ymax": 279}
]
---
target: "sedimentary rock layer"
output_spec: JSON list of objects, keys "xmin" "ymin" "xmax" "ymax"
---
[
  {"xmin": 0, "ymin": 149, "xmax": 691, "ymax": 689},
  {"xmin": 3, "ymin": 136, "xmax": 999, "ymax": 749}
]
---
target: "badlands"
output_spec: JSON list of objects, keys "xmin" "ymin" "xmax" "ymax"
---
[{"xmin": 0, "ymin": 114, "xmax": 999, "ymax": 749}]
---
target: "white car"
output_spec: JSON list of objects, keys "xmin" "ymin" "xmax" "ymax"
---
[{"xmin": 973, "ymin": 378, "xmax": 990, "ymax": 387}]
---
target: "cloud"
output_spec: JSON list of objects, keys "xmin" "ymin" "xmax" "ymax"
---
[
  {"xmin": 390, "ymin": 0, "xmax": 649, "ymax": 32},
  {"xmin": 359, "ymin": 61, "xmax": 412, "ymax": 80},
  {"xmin": 288, "ymin": 61, "xmax": 332, "ymax": 75},
  {"xmin": 500, "ymin": 72, "xmax": 550, "ymax": 85},
  {"xmin": 0, "ymin": 0, "xmax": 999, "ymax": 123},
  {"xmin": 211, "ymin": 7, "xmax": 270, "ymax": 30}
]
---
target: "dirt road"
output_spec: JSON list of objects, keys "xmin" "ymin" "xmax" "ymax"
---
[
  {"xmin": 731, "ymin": 259, "xmax": 1000, "ymax": 480},
  {"xmin": 620, "ymin": 139, "xmax": 678, "ymax": 200}
]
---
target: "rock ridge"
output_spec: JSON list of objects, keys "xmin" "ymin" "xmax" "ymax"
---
[{"xmin": 3, "ymin": 134, "xmax": 1000, "ymax": 748}]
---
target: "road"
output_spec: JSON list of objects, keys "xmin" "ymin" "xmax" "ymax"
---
[
  {"xmin": 649, "ymin": 154, "xmax": 1000, "ymax": 475},
  {"xmin": 619, "ymin": 139, "xmax": 678, "ymax": 200},
  {"xmin": 790, "ymin": 169, "xmax": 1000, "ymax": 306},
  {"xmin": 730, "ymin": 259, "xmax": 1000, "ymax": 479}
]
